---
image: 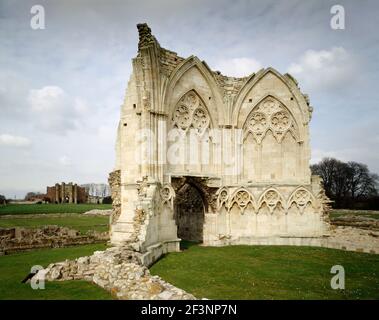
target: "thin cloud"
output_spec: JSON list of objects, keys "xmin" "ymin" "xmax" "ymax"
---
[
  {"xmin": 27, "ymin": 86, "xmax": 90, "ymax": 134},
  {"xmin": 0, "ymin": 134, "xmax": 31, "ymax": 147},
  {"xmin": 59, "ymin": 155, "xmax": 72, "ymax": 166},
  {"xmin": 287, "ymin": 47, "xmax": 357, "ymax": 93}
]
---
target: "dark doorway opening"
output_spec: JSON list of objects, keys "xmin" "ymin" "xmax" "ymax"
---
[{"xmin": 174, "ymin": 183, "xmax": 205, "ymax": 242}]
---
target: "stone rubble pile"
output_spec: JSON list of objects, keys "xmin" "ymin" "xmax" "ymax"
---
[{"xmin": 36, "ymin": 246, "xmax": 196, "ymax": 300}]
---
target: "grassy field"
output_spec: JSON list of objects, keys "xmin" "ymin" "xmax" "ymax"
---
[
  {"xmin": 150, "ymin": 243, "xmax": 379, "ymax": 300},
  {"xmin": 0, "ymin": 214, "xmax": 109, "ymax": 233},
  {"xmin": 330, "ymin": 209, "xmax": 379, "ymax": 220},
  {"xmin": 0, "ymin": 243, "xmax": 112, "ymax": 300},
  {"xmin": 0, "ymin": 203, "xmax": 112, "ymax": 215}
]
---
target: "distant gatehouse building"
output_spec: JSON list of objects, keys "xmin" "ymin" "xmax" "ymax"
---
[{"xmin": 46, "ymin": 182, "xmax": 87, "ymax": 204}]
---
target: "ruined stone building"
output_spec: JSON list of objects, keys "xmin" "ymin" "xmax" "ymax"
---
[
  {"xmin": 109, "ymin": 24, "xmax": 330, "ymax": 265},
  {"xmin": 46, "ymin": 182, "xmax": 87, "ymax": 204}
]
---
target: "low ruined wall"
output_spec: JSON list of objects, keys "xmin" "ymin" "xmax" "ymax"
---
[
  {"xmin": 331, "ymin": 215, "xmax": 379, "ymax": 231},
  {"xmin": 0, "ymin": 226, "xmax": 109, "ymax": 254},
  {"xmin": 204, "ymin": 226, "xmax": 379, "ymax": 254}
]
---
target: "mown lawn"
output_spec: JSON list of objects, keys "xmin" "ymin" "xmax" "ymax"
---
[
  {"xmin": 0, "ymin": 214, "xmax": 109, "ymax": 233},
  {"xmin": 0, "ymin": 243, "xmax": 112, "ymax": 300},
  {"xmin": 150, "ymin": 243, "xmax": 379, "ymax": 300},
  {"xmin": 0, "ymin": 204, "xmax": 112, "ymax": 215}
]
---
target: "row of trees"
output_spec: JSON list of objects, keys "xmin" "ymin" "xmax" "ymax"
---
[{"xmin": 311, "ymin": 158, "xmax": 379, "ymax": 209}]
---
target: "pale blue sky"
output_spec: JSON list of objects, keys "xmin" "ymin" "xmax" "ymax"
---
[{"xmin": 0, "ymin": 0, "xmax": 378, "ymax": 198}]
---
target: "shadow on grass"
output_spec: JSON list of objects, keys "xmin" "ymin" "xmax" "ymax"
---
[{"xmin": 180, "ymin": 240, "xmax": 200, "ymax": 250}]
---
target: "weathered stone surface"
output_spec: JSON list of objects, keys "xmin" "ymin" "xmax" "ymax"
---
[
  {"xmin": 0, "ymin": 226, "xmax": 108, "ymax": 254},
  {"xmin": 83, "ymin": 209, "xmax": 112, "ymax": 216},
  {"xmin": 108, "ymin": 170, "xmax": 121, "ymax": 225},
  {"xmin": 35, "ymin": 246, "xmax": 196, "ymax": 300},
  {"xmin": 330, "ymin": 211, "xmax": 379, "ymax": 231},
  {"xmin": 325, "ymin": 226, "xmax": 379, "ymax": 253}
]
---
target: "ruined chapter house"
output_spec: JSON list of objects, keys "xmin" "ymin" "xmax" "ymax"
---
[{"xmin": 109, "ymin": 24, "xmax": 330, "ymax": 265}]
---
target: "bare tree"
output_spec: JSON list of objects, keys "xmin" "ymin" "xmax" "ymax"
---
[{"xmin": 311, "ymin": 158, "xmax": 378, "ymax": 208}]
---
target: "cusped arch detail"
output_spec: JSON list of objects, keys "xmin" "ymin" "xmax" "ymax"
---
[
  {"xmin": 171, "ymin": 89, "xmax": 212, "ymax": 136},
  {"xmin": 228, "ymin": 188, "xmax": 256, "ymax": 214},
  {"xmin": 243, "ymin": 95, "xmax": 300, "ymax": 144},
  {"xmin": 258, "ymin": 187, "xmax": 286, "ymax": 214},
  {"xmin": 287, "ymin": 186, "xmax": 317, "ymax": 214},
  {"xmin": 160, "ymin": 183, "xmax": 175, "ymax": 209},
  {"xmin": 232, "ymin": 68, "xmax": 310, "ymax": 127},
  {"xmin": 163, "ymin": 56, "xmax": 224, "ymax": 126},
  {"xmin": 216, "ymin": 186, "xmax": 229, "ymax": 211}
]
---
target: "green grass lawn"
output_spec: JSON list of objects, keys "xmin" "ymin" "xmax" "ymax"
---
[
  {"xmin": 0, "ymin": 243, "xmax": 113, "ymax": 300},
  {"xmin": 0, "ymin": 214, "xmax": 109, "ymax": 233},
  {"xmin": 150, "ymin": 243, "xmax": 379, "ymax": 300},
  {"xmin": 0, "ymin": 203, "xmax": 112, "ymax": 215}
]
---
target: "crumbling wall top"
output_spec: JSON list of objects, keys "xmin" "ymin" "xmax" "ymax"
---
[{"xmin": 137, "ymin": 23, "xmax": 160, "ymax": 50}]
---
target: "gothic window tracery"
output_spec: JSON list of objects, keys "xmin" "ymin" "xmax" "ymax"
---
[
  {"xmin": 172, "ymin": 90, "xmax": 211, "ymax": 135},
  {"xmin": 244, "ymin": 97, "xmax": 299, "ymax": 143}
]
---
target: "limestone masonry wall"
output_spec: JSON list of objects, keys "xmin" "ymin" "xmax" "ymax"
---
[{"xmin": 0, "ymin": 226, "xmax": 108, "ymax": 254}]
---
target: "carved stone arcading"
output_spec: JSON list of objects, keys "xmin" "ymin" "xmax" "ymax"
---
[
  {"xmin": 228, "ymin": 188, "xmax": 256, "ymax": 214},
  {"xmin": 244, "ymin": 97, "xmax": 299, "ymax": 144},
  {"xmin": 172, "ymin": 90, "xmax": 210, "ymax": 135},
  {"xmin": 288, "ymin": 187, "xmax": 316, "ymax": 214},
  {"xmin": 214, "ymin": 186, "xmax": 321, "ymax": 216},
  {"xmin": 258, "ymin": 188, "xmax": 285, "ymax": 214}
]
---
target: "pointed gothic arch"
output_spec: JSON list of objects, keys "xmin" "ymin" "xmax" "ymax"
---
[
  {"xmin": 243, "ymin": 95, "xmax": 300, "ymax": 144},
  {"xmin": 170, "ymin": 89, "xmax": 213, "ymax": 135},
  {"xmin": 232, "ymin": 67, "xmax": 311, "ymax": 127},
  {"xmin": 287, "ymin": 186, "xmax": 317, "ymax": 214},
  {"xmin": 228, "ymin": 187, "xmax": 256, "ymax": 214},
  {"xmin": 257, "ymin": 187, "xmax": 286, "ymax": 214},
  {"xmin": 163, "ymin": 56, "xmax": 224, "ymax": 126}
]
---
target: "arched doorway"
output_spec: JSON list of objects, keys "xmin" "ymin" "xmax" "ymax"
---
[{"xmin": 174, "ymin": 183, "xmax": 205, "ymax": 242}]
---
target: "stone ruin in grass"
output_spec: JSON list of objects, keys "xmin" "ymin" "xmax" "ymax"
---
[{"xmin": 108, "ymin": 23, "xmax": 332, "ymax": 265}]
